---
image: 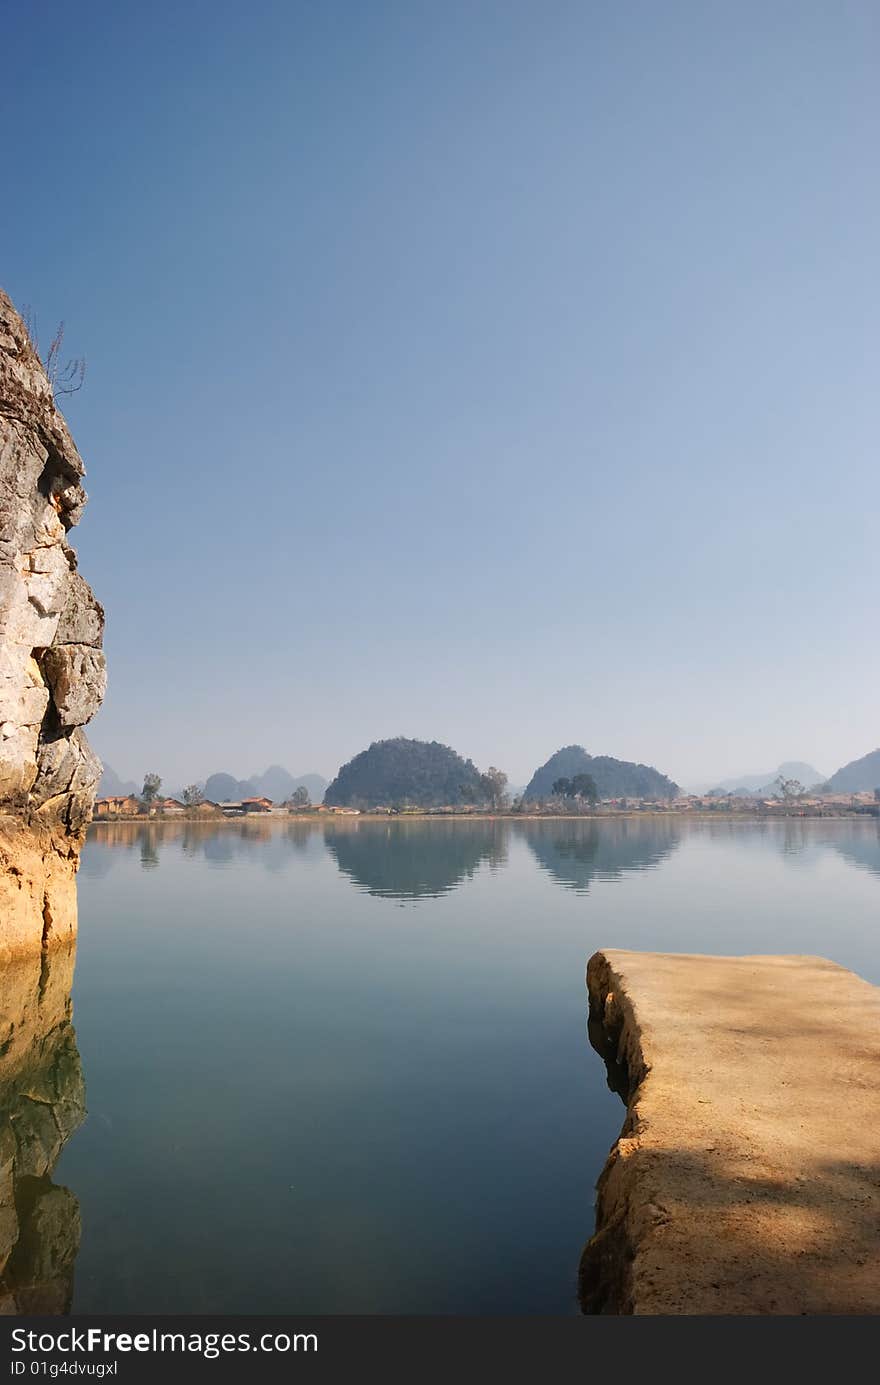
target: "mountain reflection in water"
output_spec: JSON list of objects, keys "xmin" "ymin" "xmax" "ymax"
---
[
  {"xmin": 820, "ymin": 821, "xmax": 880, "ymax": 877},
  {"xmin": 325, "ymin": 819, "xmax": 508, "ymax": 898},
  {"xmin": 521, "ymin": 817, "xmax": 681, "ymax": 893},
  {"xmin": 0, "ymin": 944, "xmax": 84, "ymax": 1314},
  {"xmin": 79, "ymin": 814, "xmax": 880, "ymax": 899},
  {"xmin": 56, "ymin": 815, "xmax": 880, "ymax": 1314},
  {"xmin": 81, "ymin": 816, "xmax": 683, "ymax": 900}
]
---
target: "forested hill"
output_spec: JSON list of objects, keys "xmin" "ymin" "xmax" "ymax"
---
[
  {"xmin": 324, "ymin": 738, "xmax": 486, "ymax": 808},
  {"xmin": 823, "ymin": 748, "xmax": 880, "ymax": 794},
  {"xmin": 523, "ymin": 745, "xmax": 678, "ymax": 801}
]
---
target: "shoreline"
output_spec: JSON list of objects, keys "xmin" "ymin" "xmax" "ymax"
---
[{"xmin": 89, "ymin": 807, "xmax": 879, "ymax": 826}]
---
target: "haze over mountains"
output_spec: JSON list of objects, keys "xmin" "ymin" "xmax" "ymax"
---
[
  {"xmin": 95, "ymin": 765, "xmax": 140, "ymax": 798},
  {"xmin": 823, "ymin": 749, "xmax": 880, "ymax": 794},
  {"xmin": 96, "ymin": 743, "xmax": 880, "ymax": 806},
  {"xmin": 97, "ymin": 764, "xmax": 328, "ymax": 803},
  {"xmin": 203, "ymin": 768, "xmax": 328, "ymax": 803},
  {"xmin": 696, "ymin": 762, "xmax": 826, "ymax": 797}
]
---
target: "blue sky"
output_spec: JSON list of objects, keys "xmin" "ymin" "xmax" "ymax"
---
[{"xmin": 3, "ymin": 1, "xmax": 878, "ymax": 788}]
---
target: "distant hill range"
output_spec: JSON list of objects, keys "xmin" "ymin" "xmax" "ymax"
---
[
  {"xmin": 523, "ymin": 746, "xmax": 678, "ymax": 801},
  {"xmin": 96, "ymin": 765, "xmax": 139, "ymax": 798},
  {"xmin": 324, "ymin": 737, "xmax": 486, "ymax": 808},
  {"xmin": 97, "ymin": 764, "xmax": 327, "ymax": 804},
  {"xmin": 204, "ymin": 767, "xmax": 327, "ymax": 803},
  {"xmin": 703, "ymin": 761, "xmax": 825, "ymax": 798},
  {"xmin": 822, "ymin": 749, "xmax": 880, "ymax": 794}
]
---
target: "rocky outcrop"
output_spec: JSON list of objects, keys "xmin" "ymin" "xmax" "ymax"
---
[
  {"xmin": 0, "ymin": 289, "xmax": 104, "ymax": 957},
  {"xmin": 0, "ymin": 942, "xmax": 85, "ymax": 1313},
  {"xmin": 523, "ymin": 746, "xmax": 679, "ymax": 803},
  {"xmin": 580, "ymin": 949, "xmax": 880, "ymax": 1314}
]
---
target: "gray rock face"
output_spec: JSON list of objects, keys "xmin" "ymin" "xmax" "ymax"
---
[
  {"xmin": 0, "ymin": 288, "xmax": 104, "ymax": 833},
  {"xmin": 54, "ymin": 571, "xmax": 104, "ymax": 648},
  {"xmin": 39, "ymin": 646, "xmax": 107, "ymax": 729}
]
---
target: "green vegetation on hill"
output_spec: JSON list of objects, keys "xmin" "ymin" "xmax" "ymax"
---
[
  {"xmin": 324, "ymin": 738, "xmax": 488, "ymax": 808},
  {"xmin": 524, "ymin": 745, "xmax": 678, "ymax": 802}
]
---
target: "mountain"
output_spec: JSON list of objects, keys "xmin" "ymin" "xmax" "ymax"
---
[
  {"xmin": 96, "ymin": 765, "xmax": 139, "ymax": 798},
  {"xmin": 293, "ymin": 773, "xmax": 329, "ymax": 802},
  {"xmin": 249, "ymin": 767, "xmax": 327, "ymax": 802},
  {"xmin": 523, "ymin": 746, "xmax": 678, "ymax": 802},
  {"xmin": 701, "ymin": 761, "xmax": 825, "ymax": 796},
  {"xmin": 823, "ymin": 749, "xmax": 880, "ymax": 794},
  {"xmin": 205, "ymin": 772, "xmax": 254, "ymax": 802},
  {"xmin": 324, "ymin": 738, "xmax": 487, "ymax": 808},
  {"xmin": 203, "ymin": 768, "xmax": 328, "ymax": 803}
]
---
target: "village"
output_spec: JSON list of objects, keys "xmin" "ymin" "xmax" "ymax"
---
[
  {"xmin": 93, "ymin": 790, "xmax": 880, "ymax": 820},
  {"xmin": 94, "ymin": 794, "xmax": 360, "ymax": 820}
]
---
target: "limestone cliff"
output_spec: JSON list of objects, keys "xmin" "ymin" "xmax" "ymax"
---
[{"xmin": 0, "ymin": 289, "xmax": 105, "ymax": 957}]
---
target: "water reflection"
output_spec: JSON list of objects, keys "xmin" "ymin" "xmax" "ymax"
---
[
  {"xmin": 0, "ymin": 944, "xmax": 84, "ymax": 1314},
  {"xmin": 69, "ymin": 814, "xmax": 880, "ymax": 1313},
  {"xmin": 522, "ymin": 818, "xmax": 680, "ymax": 892},
  {"xmin": 82, "ymin": 815, "xmax": 880, "ymax": 903},
  {"xmin": 325, "ymin": 819, "xmax": 508, "ymax": 899},
  {"xmin": 79, "ymin": 820, "xmax": 324, "ymax": 875},
  {"xmin": 677, "ymin": 817, "xmax": 880, "ymax": 875},
  {"xmin": 821, "ymin": 821, "xmax": 880, "ymax": 877}
]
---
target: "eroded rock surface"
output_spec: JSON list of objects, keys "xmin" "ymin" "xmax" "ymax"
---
[
  {"xmin": 0, "ymin": 289, "xmax": 104, "ymax": 957},
  {"xmin": 581, "ymin": 948, "xmax": 880, "ymax": 1315}
]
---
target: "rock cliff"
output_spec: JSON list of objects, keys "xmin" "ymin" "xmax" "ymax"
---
[{"xmin": 0, "ymin": 289, "xmax": 104, "ymax": 957}]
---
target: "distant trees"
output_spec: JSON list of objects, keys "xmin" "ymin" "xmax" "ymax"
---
[
  {"xmin": 182, "ymin": 784, "xmax": 204, "ymax": 807},
  {"xmin": 289, "ymin": 786, "xmax": 311, "ymax": 809},
  {"xmin": 571, "ymin": 773, "xmax": 599, "ymax": 803},
  {"xmin": 773, "ymin": 775, "xmax": 804, "ymax": 804},
  {"xmin": 141, "ymin": 773, "xmax": 162, "ymax": 809},
  {"xmin": 480, "ymin": 767, "xmax": 509, "ymax": 811},
  {"xmin": 552, "ymin": 773, "xmax": 599, "ymax": 805}
]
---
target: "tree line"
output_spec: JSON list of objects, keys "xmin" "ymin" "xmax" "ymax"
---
[{"xmin": 133, "ymin": 775, "xmax": 314, "ymax": 811}]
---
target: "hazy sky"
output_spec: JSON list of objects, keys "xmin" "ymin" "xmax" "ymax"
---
[{"xmin": 3, "ymin": 1, "xmax": 878, "ymax": 789}]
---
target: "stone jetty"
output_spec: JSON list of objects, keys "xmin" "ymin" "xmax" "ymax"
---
[{"xmin": 581, "ymin": 948, "xmax": 880, "ymax": 1314}]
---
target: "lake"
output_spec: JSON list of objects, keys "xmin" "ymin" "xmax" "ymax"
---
[{"xmin": 25, "ymin": 816, "xmax": 880, "ymax": 1313}]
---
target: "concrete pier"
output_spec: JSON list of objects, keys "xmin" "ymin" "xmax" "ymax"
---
[{"xmin": 581, "ymin": 949, "xmax": 880, "ymax": 1314}]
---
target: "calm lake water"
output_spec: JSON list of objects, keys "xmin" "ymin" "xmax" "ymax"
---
[{"xmin": 41, "ymin": 816, "xmax": 880, "ymax": 1312}]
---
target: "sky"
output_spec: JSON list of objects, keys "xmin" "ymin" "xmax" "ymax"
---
[{"xmin": 3, "ymin": 1, "xmax": 878, "ymax": 791}]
